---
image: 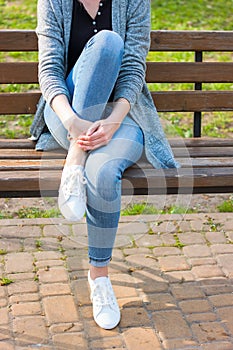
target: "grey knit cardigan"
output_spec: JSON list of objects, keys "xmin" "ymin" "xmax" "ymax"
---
[{"xmin": 30, "ymin": 0, "xmax": 179, "ymax": 169}]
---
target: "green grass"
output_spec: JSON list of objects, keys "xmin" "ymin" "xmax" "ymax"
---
[
  {"xmin": 0, "ymin": 277, "xmax": 14, "ymax": 286},
  {"xmin": 217, "ymin": 196, "xmax": 233, "ymax": 213},
  {"xmin": 121, "ymin": 202, "xmax": 197, "ymax": 216},
  {"xmin": 16, "ymin": 207, "xmax": 61, "ymax": 219}
]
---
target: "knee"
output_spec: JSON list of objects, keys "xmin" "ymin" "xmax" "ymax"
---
[
  {"xmin": 85, "ymin": 158, "xmax": 121, "ymax": 202},
  {"xmin": 92, "ymin": 30, "xmax": 124, "ymax": 57}
]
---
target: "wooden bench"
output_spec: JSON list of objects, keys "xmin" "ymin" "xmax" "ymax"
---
[{"xmin": 0, "ymin": 29, "xmax": 233, "ymax": 198}]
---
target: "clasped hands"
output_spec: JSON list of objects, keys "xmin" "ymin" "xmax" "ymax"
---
[{"xmin": 68, "ymin": 115, "xmax": 119, "ymax": 152}]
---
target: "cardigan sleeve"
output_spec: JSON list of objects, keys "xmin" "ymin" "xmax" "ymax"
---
[
  {"xmin": 36, "ymin": 0, "xmax": 70, "ymax": 106},
  {"xmin": 113, "ymin": 0, "xmax": 151, "ymax": 106}
]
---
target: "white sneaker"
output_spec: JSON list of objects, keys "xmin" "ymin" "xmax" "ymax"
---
[
  {"xmin": 58, "ymin": 165, "xmax": 87, "ymax": 221},
  {"xmin": 88, "ymin": 271, "xmax": 121, "ymax": 330}
]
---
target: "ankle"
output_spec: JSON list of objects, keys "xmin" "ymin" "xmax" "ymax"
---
[
  {"xmin": 66, "ymin": 141, "xmax": 87, "ymax": 167},
  {"xmin": 89, "ymin": 266, "xmax": 108, "ymax": 280}
]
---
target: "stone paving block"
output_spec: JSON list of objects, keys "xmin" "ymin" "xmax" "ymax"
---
[
  {"xmin": 222, "ymin": 219, "xmax": 233, "ymax": 231},
  {"xmin": 183, "ymin": 245, "xmax": 211, "ymax": 258},
  {"xmin": 0, "ymin": 343, "xmax": 14, "ymax": 350},
  {"xmin": 179, "ymin": 299, "xmax": 212, "ymax": 314},
  {"xmin": 211, "ymin": 244, "xmax": 233, "ymax": 255},
  {"xmin": 120, "ymin": 307, "xmax": 151, "ymax": 328},
  {"xmin": 49, "ymin": 322, "xmax": 83, "ymax": 334},
  {"xmin": 5, "ymin": 252, "xmax": 33, "ymax": 273},
  {"xmin": 43, "ymin": 224, "xmax": 70, "ymax": 237},
  {"xmin": 132, "ymin": 270, "xmax": 169, "ymax": 293},
  {"xmin": 67, "ymin": 254, "xmax": 90, "ymax": 272},
  {"xmin": 13, "ymin": 316, "xmax": 48, "ymax": 345},
  {"xmin": 118, "ymin": 296, "xmax": 144, "ymax": 309},
  {"xmin": 40, "ymin": 283, "xmax": 71, "ymax": 297},
  {"xmin": 162, "ymin": 338, "xmax": 198, "ymax": 350},
  {"xmin": 158, "ymin": 256, "xmax": 190, "ymax": 272},
  {"xmin": 164, "ymin": 270, "xmax": 195, "ymax": 283},
  {"xmin": 190, "ymin": 219, "xmax": 204, "ymax": 232},
  {"xmin": 11, "ymin": 301, "xmax": 41, "ymax": 317},
  {"xmin": 189, "ymin": 257, "xmax": 216, "ymax": 266},
  {"xmin": 43, "ymin": 295, "xmax": 79, "ymax": 324},
  {"xmin": 0, "ymin": 238, "xmax": 22, "ymax": 252},
  {"xmin": 7, "ymin": 280, "xmax": 38, "ymax": 295},
  {"xmin": 160, "ymin": 233, "xmax": 176, "ymax": 246},
  {"xmin": 178, "ymin": 232, "xmax": 206, "ymax": 245},
  {"xmin": 24, "ymin": 237, "xmax": 60, "ymax": 251},
  {"xmin": 89, "ymin": 336, "xmax": 124, "ymax": 350},
  {"xmin": 38, "ymin": 267, "xmax": 69, "ymax": 284},
  {"xmin": 123, "ymin": 327, "xmax": 162, "ymax": 350},
  {"xmin": 191, "ymin": 265, "xmax": 225, "ymax": 279},
  {"xmin": 0, "ymin": 307, "xmax": 9, "ymax": 325},
  {"xmin": 123, "ymin": 247, "xmax": 150, "ymax": 256},
  {"xmin": 191, "ymin": 322, "xmax": 230, "ymax": 343},
  {"xmin": 7, "ymin": 272, "xmax": 35, "ymax": 281},
  {"xmin": 209, "ymin": 294, "xmax": 233, "ymax": 308},
  {"xmin": 186, "ymin": 312, "xmax": 217, "ymax": 323},
  {"xmin": 52, "ymin": 332, "xmax": 88, "ymax": 350},
  {"xmin": 135, "ymin": 234, "xmax": 162, "ymax": 248},
  {"xmin": 171, "ymin": 283, "xmax": 205, "ymax": 300},
  {"xmin": 125, "ymin": 253, "xmax": 160, "ymax": 269},
  {"xmin": 202, "ymin": 282, "xmax": 233, "ymax": 296},
  {"xmin": 205, "ymin": 231, "xmax": 227, "ymax": 244},
  {"xmin": 145, "ymin": 293, "xmax": 177, "ymax": 311},
  {"xmin": 217, "ymin": 307, "xmax": 233, "ymax": 334},
  {"xmin": 0, "ymin": 225, "xmax": 41, "ymax": 238},
  {"xmin": 35, "ymin": 259, "xmax": 64, "ymax": 269},
  {"xmin": 202, "ymin": 342, "xmax": 233, "ymax": 350},
  {"xmin": 110, "ymin": 274, "xmax": 138, "ymax": 299},
  {"xmin": 82, "ymin": 319, "xmax": 119, "ymax": 339},
  {"xmin": 0, "ymin": 298, "xmax": 7, "ymax": 307},
  {"xmin": 34, "ymin": 251, "xmax": 62, "ymax": 261},
  {"xmin": 71, "ymin": 279, "xmax": 91, "ymax": 306},
  {"xmin": 0, "ymin": 324, "xmax": 11, "ymax": 340},
  {"xmin": 9, "ymin": 293, "xmax": 40, "ymax": 304},
  {"xmin": 152, "ymin": 310, "xmax": 192, "ymax": 340},
  {"xmin": 0, "ymin": 286, "xmax": 6, "ymax": 298},
  {"xmin": 217, "ymin": 254, "xmax": 233, "ymax": 278},
  {"xmin": 152, "ymin": 246, "xmax": 181, "ymax": 257}
]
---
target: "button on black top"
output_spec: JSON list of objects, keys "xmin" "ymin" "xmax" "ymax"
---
[{"xmin": 67, "ymin": 0, "xmax": 112, "ymax": 75}]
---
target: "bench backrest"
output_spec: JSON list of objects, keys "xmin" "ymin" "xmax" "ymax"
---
[{"xmin": 1, "ymin": 30, "xmax": 233, "ymax": 137}]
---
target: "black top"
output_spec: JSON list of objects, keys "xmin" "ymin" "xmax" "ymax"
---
[{"xmin": 67, "ymin": 0, "xmax": 112, "ymax": 75}]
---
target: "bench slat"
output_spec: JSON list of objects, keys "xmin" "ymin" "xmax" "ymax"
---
[
  {"xmin": 0, "ymin": 30, "xmax": 38, "ymax": 51},
  {"xmin": 1, "ymin": 30, "xmax": 233, "ymax": 52},
  {"xmin": 0, "ymin": 167, "xmax": 232, "ymax": 196},
  {"xmin": 1, "ymin": 91, "xmax": 233, "ymax": 115},
  {"xmin": 1, "ymin": 157, "xmax": 233, "ymax": 172},
  {"xmin": 150, "ymin": 30, "xmax": 233, "ymax": 51},
  {"xmin": 151, "ymin": 91, "xmax": 233, "ymax": 112},
  {"xmin": 0, "ymin": 138, "xmax": 232, "ymax": 149},
  {"xmin": 0, "ymin": 62, "xmax": 38, "ymax": 83},
  {"xmin": 146, "ymin": 62, "xmax": 233, "ymax": 83},
  {"xmin": 2, "ymin": 62, "xmax": 233, "ymax": 84},
  {"xmin": 0, "ymin": 146, "xmax": 232, "ymax": 160}
]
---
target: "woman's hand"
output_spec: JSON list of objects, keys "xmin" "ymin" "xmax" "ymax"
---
[{"xmin": 76, "ymin": 118, "xmax": 120, "ymax": 151}]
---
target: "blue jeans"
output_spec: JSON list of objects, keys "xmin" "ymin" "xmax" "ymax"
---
[{"xmin": 44, "ymin": 30, "xmax": 144, "ymax": 266}]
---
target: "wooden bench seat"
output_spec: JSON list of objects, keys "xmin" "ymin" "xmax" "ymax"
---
[{"xmin": 0, "ymin": 30, "xmax": 233, "ymax": 198}]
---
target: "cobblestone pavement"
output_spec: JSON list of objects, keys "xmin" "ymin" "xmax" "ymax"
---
[{"xmin": 0, "ymin": 212, "xmax": 233, "ymax": 349}]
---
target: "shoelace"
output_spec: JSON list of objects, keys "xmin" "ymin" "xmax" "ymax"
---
[
  {"xmin": 62, "ymin": 169, "xmax": 87, "ymax": 198},
  {"xmin": 91, "ymin": 280, "xmax": 116, "ymax": 308}
]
